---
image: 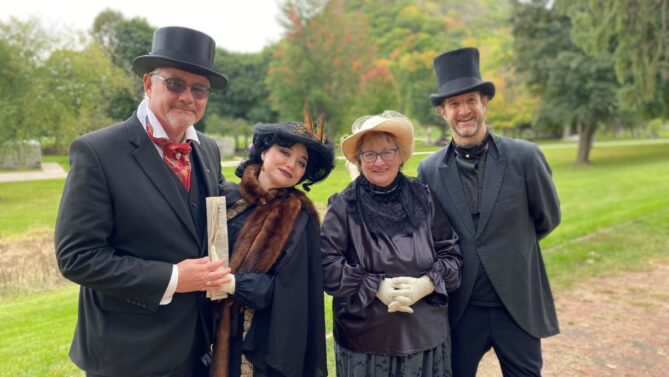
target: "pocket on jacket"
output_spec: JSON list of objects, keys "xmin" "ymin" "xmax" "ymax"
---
[{"xmin": 99, "ymin": 294, "xmax": 153, "ymax": 314}]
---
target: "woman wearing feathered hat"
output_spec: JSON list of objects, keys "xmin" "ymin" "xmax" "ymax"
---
[
  {"xmin": 321, "ymin": 110, "xmax": 463, "ymax": 376},
  {"xmin": 209, "ymin": 116, "xmax": 334, "ymax": 377}
]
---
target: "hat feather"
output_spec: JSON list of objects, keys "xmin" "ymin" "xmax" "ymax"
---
[
  {"xmin": 317, "ymin": 115, "xmax": 325, "ymax": 142},
  {"xmin": 303, "ymin": 106, "xmax": 315, "ymax": 138}
]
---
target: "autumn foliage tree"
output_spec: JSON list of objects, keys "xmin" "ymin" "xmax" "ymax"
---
[{"xmin": 267, "ymin": 0, "xmax": 378, "ymax": 136}]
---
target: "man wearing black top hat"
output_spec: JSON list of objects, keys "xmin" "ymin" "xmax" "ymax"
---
[
  {"xmin": 55, "ymin": 26, "xmax": 231, "ymax": 377},
  {"xmin": 417, "ymin": 47, "xmax": 561, "ymax": 377}
]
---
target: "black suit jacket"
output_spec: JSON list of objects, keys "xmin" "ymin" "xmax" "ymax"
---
[
  {"xmin": 417, "ymin": 133, "xmax": 560, "ymax": 338},
  {"xmin": 55, "ymin": 115, "xmax": 224, "ymax": 376}
]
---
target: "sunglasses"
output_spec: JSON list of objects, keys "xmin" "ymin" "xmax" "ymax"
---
[{"xmin": 151, "ymin": 74, "xmax": 211, "ymax": 100}]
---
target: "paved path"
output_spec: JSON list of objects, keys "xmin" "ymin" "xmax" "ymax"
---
[
  {"xmin": 0, "ymin": 162, "xmax": 67, "ymax": 183},
  {"xmin": 477, "ymin": 263, "xmax": 669, "ymax": 376}
]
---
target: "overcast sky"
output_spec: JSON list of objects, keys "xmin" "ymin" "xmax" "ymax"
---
[{"xmin": 3, "ymin": 0, "xmax": 285, "ymax": 53}]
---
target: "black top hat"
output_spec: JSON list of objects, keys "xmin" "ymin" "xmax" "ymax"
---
[
  {"xmin": 132, "ymin": 26, "xmax": 228, "ymax": 89},
  {"xmin": 429, "ymin": 47, "xmax": 495, "ymax": 106}
]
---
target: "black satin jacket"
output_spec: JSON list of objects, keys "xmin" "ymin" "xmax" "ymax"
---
[{"xmin": 320, "ymin": 179, "xmax": 463, "ymax": 355}]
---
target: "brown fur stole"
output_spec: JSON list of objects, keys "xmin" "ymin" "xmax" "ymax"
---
[{"xmin": 210, "ymin": 163, "xmax": 319, "ymax": 377}]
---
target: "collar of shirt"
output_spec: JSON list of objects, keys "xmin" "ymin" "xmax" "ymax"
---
[{"xmin": 136, "ymin": 99, "xmax": 200, "ymax": 157}]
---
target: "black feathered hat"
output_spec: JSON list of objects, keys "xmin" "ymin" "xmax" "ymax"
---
[
  {"xmin": 252, "ymin": 121, "xmax": 335, "ymax": 177},
  {"xmin": 236, "ymin": 117, "xmax": 335, "ymax": 190}
]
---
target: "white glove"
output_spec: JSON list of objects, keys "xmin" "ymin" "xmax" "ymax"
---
[
  {"xmin": 388, "ymin": 299, "xmax": 414, "ymax": 314},
  {"xmin": 376, "ymin": 278, "xmax": 395, "ymax": 306},
  {"xmin": 220, "ymin": 274, "xmax": 236, "ymax": 295},
  {"xmin": 377, "ymin": 277, "xmax": 414, "ymax": 313},
  {"xmin": 390, "ymin": 275, "xmax": 435, "ymax": 307}
]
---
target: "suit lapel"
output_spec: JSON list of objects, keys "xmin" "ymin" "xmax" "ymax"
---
[
  {"xmin": 126, "ymin": 119, "xmax": 199, "ymax": 242},
  {"xmin": 437, "ymin": 147, "xmax": 477, "ymax": 238},
  {"xmin": 477, "ymin": 136, "xmax": 506, "ymax": 237},
  {"xmin": 191, "ymin": 139, "xmax": 218, "ymax": 197}
]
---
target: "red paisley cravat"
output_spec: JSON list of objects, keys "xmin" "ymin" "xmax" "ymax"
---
[{"xmin": 145, "ymin": 121, "xmax": 192, "ymax": 191}]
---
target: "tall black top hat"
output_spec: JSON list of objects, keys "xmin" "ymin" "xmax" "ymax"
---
[
  {"xmin": 132, "ymin": 26, "xmax": 228, "ymax": 89},
  {"xmin": 429, "ymin": 47, "xmax": 495, "ymax": 106}
]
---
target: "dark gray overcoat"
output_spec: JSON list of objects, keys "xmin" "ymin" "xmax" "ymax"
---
[{"xmin": 417, "ymin": 133, "xmax": 560, "ymax": 338}]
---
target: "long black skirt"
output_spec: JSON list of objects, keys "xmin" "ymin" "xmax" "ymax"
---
[{"xmin": 334, "ymin": 337, "xmax": 452, "ymax": 377}]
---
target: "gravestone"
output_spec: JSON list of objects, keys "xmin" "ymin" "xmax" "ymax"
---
[
  {"xmin": 213, "ymin": 137, "xmax": 235, "ymax": 158},
  {"xmin": 0, "ymin": 140, "xmax": 42, "ymax": 169}
]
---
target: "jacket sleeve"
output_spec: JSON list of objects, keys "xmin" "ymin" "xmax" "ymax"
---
[
  {"xmin": 320, "ymin": 194, "xmax": 383, "ymax": 311},
  {"xmin": 425, "ymin": 188, "xmax": 463, "ymax": 304},
  {"xmin": 55, "ymin": 137, "xmax": 172, "ymax": 312},
  {"xmin": 231, "ymin": 272, "xmax": 275, "ymax": 309},
  {"xmin": 525, "ymin": 144, "xmax": 561, "ymax": 240}
]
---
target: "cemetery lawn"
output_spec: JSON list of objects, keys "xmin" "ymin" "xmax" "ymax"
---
[{"xmin": 0, "ymin": 139, "xmax": 668, "ymax": 375}]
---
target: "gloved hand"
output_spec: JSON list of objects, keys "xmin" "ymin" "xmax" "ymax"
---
[
  {"xmin": 390, "ymin": 275, "xmax": 435, "ymax": 307},
  {"xmin": 388, "ymin": 299, "xmax": 414, "ymax": 313},
  {"xmin": 377, "ymin": 277, "xmax": 414, "ymax": 313},
  {"xmin": 376, "ymin": 278, "xmax": 396, "ymax": 306}
]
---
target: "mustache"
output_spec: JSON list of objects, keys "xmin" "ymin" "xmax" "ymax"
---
[{"xmin": 174, "ymin": 105, "xmax": 196, "ymax": 112}]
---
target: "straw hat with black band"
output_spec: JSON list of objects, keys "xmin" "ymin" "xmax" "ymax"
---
[{"xmin": 341, "ymin": 110, "xmax": 415, "ymax": 169}]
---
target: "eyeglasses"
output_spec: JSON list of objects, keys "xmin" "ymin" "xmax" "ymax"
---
[
  {"xmin": 151, "ymin": 74, "xmax": 211, "ymax": 100},
  {"xmin": 360, "ymin": 148, "xmax": 398, "ymax": 163}
]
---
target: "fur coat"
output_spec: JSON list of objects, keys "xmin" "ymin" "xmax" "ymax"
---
[{"xmin": 211, "ymin": 163, "xmax": 326, "ymax": 377}]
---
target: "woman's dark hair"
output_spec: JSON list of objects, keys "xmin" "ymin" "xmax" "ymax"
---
[{"xmin": 235, "ymin": 132, "xmax": 334, "ymax": 191}]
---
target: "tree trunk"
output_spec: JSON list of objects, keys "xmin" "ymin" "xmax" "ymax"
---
[{"xmin": 576, "ymin": 122, "xmax": 597, "ymax": 164}]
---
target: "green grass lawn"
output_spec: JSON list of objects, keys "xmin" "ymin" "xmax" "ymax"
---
[
  {"xmin": 43, "ymin": 155, "xmax": 70, "ymax": 171},
  {"xmin": 0, "ymin": 179, "xmax": 66, "ymax": 238},
  {"xmin": 1, "ymin": 139, "xmax": 668, "ymax": 376},
  {"xmin": 0, "ymin": 285, "xmax": 81, "ymax": 377}
]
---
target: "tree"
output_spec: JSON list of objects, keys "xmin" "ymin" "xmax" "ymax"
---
[
  {"xmin": 561, "ymin": 0, "xmax": 669, "ymax": 115},
  {"xmin": 0, "ymin": 18, "xmax": 55, "ymax": 146},
  {"xmin": 345, "ymin": 1, "xmax": 451, "ymax": 133},
  {"xmin": 207, "ymin": 48, "xmax": 278, "ymax": 129},
  {"xmin": 346, "ymin": 0, "xmax": 519, "ymax": 140},
  {"xmin": 268, "ymin": 0, "xmax": 377, "ymax": 136},
  {"xmin": 511, "ymin": 0, "xmax": 622, "ymax": 164},
  {"xmin": 205, "ymin": 114, "xmax": 253, "ymax": 152},
  {"xmin": 0, "ymin": 18, "xmax": 132, "ymax": 154},
  {"xmin": 37, "ymin": 43, "xmax": 132, "ymax": 152},
  {"xmin": 264, "ymin": 0, "xmax": 524, "ymax": 143},
  {"xmin": 91, "ymin": 10, "xmax": 154, "ymax": 120},
  {"xmin": 92, "ymin": 10, "xmax": 154, "ymax": 72}
]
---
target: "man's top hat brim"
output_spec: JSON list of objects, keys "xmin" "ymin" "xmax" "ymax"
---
[
  {"xmin": 430, "ymin": 80, "xmax": 495, "ymax": 106},
  {"xmin": 133, "ymin": 55, "xmax": 228, "ymax": 90}
]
